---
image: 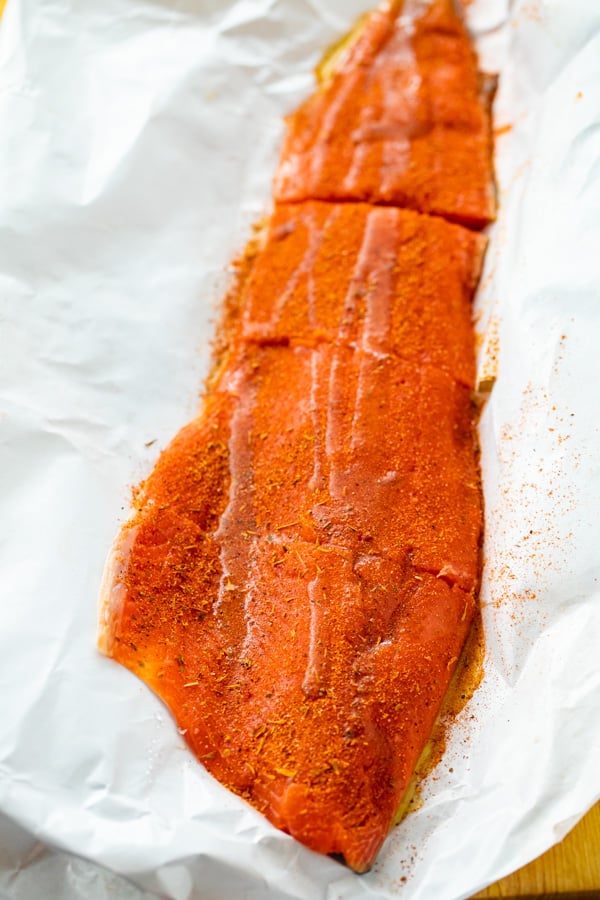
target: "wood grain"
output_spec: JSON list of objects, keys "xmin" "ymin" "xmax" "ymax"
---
[{"xmin": 472, "ymin": 802, "xmax": 600, "ymax": 898}]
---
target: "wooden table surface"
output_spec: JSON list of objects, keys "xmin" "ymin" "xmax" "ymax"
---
[{"xmin": 472, "ymin": 801, "xmax": 600, "ymax": 898}]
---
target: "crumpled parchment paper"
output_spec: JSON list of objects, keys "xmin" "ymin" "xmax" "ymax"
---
[{"xmin": 0, "ymin": 0, "xmax": 599, "ymax": 897}]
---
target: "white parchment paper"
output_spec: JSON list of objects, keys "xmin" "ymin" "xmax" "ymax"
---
[{"xmin": 0, "ymin": 1, "xmax": 599, "ymax": 897}]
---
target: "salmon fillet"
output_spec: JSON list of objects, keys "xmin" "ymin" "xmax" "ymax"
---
[
  {"xmin": 275, "ymin": 0, "xmax": 495, "ymax": 228},
  {"xmin": 99, "ymin": 0, "xmax": 492, "ymax": 874}
]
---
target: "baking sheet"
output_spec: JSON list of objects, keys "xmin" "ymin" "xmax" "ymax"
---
[{"xmin": 1, "ymin": 0, "xmax": 599, "ymax": 898}]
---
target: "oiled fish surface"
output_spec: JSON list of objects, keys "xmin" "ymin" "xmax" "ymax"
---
[
  {"xmin": 100, "ymin": 0, "xmax": 494, "ymax": 874},
  {"xmin": 100, "ymin": 201, "xmax": 485, "ymax": 872},
  {"xmin": 275, "ymin": 0, "xmax": 495, "ymax": 228}
]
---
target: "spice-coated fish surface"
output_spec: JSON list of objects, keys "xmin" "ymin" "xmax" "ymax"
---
[
  {"xmin": 275, "ymin": 0, "xmax": 495, "ymax": 229},
  {"xmin": 99, "ymin": 0, "xmax": 493, "ymax": 875}
]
